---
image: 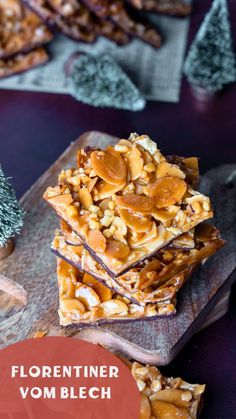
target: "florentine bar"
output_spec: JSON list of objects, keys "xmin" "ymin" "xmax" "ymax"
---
[
  {"xmin": 52, "ymin": 222, "xmax": 224, "ymax": 306},
  {"xmin": 129, "ymin": 359, "xmax": 205, "ymax": 418},
  {"xmin": 44, "ymin": 134, "xmax": 213, "ymax": 277},
  {"xmin": 57, "ymin": 258, "xmax": 179, "ymax": 326}
]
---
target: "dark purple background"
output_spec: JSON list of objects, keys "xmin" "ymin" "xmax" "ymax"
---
[{"xmin": 0, "ymin": 1, "xmax": 236, "ymax": 417}]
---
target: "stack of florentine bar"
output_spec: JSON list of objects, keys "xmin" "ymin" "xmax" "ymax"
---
[{"xmin": 44, "ymin": 133, "xmax": 224, "ymax": 326}]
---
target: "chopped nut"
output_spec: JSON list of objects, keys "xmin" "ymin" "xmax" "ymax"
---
[
  {"xmin": 66, "ymin": 205, "xmax": 79, "ymax": 218},
  {"xmin": 33, "ymin": 330, "xmax": 47, "ymax": 338},
  {"xmin": 114, "ymin": 144, "xmax": 129, "ymax": 153},
  {"xmin": 144, "ymin": 163, "xmax": 156, "ymax": 172},
  {"xmin": 78, "ymin": 188, "xmax": 93, "ymax": 209},
  {"xmin": 88, "ymin": 220, "xmax": 101, "ymax": 230},
  {"xmin": 151, "ymin": 379, "xmax": 162, "ymax": 393},
  {"xmin": 89, "ymin": 205, "xmax": 100, "ymax": 213}
]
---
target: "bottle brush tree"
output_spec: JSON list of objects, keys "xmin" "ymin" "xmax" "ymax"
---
[
  {"xmin": 184, "ymin": 0, "xmax": 236, "ymax": 93},
  {"xmin": 0, "ymin": 165, "xmax": 24, "ymax": 248},
  {"xmin": 69, "ymin": 53, "xmax": 146, "ymax": 111}
]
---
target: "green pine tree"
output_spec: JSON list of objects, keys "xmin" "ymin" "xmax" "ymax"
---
[
  {"xmin": 69, "ymin": 54, "xmax": 146, "ymax": 111},
  {"xmin": 0, "ymin": 166, "xmax": 24, "ymax": 247},
  {"xmin": 184, "ymin": 0, "xmax": 236, "ymax": 93}
]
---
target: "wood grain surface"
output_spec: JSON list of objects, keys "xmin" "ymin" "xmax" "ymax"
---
[{"xmin": 0, "ymin": 131, "xmax": 235, "ymax": 365}]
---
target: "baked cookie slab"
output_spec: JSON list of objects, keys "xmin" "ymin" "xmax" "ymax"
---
[
  {"xmin": 0, "ymin": 0, "xmax": 53, "ymax": 59},
  {"xmin": 0, "ymin": 47, "xmax": 49, "ymax": 78},
  {"xmin": 57, "ymin": 258, "xmax": 178, "ymax": 326},
  {"xmin": 128, "ymin": 359, "xmax": 205, "ymax": 419},
  {"xmin": 52, "ymin": 222, "xmax": 224, "ymax": 305},
  {"xmin": 44, "ymin": 133, "xmax": 213, "ymax": 277},
  {"xmin": 126, "ymin": 0, "xmax": 192, "ymax": 16}
]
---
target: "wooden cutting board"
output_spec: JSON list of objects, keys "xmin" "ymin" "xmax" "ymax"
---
[{"xmin": 0, "ymin": 131, "xmax": 236, "ymax": 365}]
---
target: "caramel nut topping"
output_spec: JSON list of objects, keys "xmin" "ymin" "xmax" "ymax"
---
[
  {"xmin": 116, "ymin": 194, "xmax": 154, "ymax": 212},
  {"xmin": 90, "ymin": 147, "xmax": 126, "ymax": 186},
  {"xmin": 119, "ymin": 208, "xmax": 152, "ymax": 233},
  {"xmin": 150, "ymin": 389, "xmax": 192, "ymax": 408},
  {"xmin": 87, "ymin": 230, "xmax": 106, "ymax": 253},
  {"xmin": 105, "ymin": 240, "xmax": 130, "ymax": 260},
  {"xmin": 147, "ymin": 176, "xmax": 187, "ymax": 208}
]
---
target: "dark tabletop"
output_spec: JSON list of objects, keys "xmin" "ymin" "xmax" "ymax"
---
[{"xmin": 0, "ymin": 1, "xmax": 236, "ymax": 418}]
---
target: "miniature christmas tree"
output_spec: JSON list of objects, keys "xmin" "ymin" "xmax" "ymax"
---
[
  {"xmin": 184, "ymin": 0, "xmax": 236, "ymax": 93},
  {"xmin": 0, "ymin": 165, "xmax": 24, "ymax": 250},
  {"xmin": 69, "ymin": 54, "xmax": 146, "ymax": 111}
]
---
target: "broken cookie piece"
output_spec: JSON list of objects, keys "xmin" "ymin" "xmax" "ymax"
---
[
  {"xmin": 44, "ymin": 133, "xmax": 213, "ymax": 277},
  {"xmin": 0, "ymin": 48, "xmax": 49, "ymax": 79},
  {"xmin": 126, "ymin": 0, "xmax": 192, "ymax": 17},
  {"xmin": 129, "ymin": 359, "xmax": 205, "ymax": 418},
  {"xmin": 81, "ymin": 0, "xmax": 162, "ymax": 48},
  {"xmin": 0, "ymin": 0, "xmax": 53, "ymax": 59}
]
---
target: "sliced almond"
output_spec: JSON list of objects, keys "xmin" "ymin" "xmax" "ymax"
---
[
  {"xmin": 94, "ymin": 179, "xmax": 126, "ymax": 200},
  {"xmin": 140, "ymin": 394, "xmax": 151, "ymax": 419},
  {"xmin": 139, "ymin": 259, "xmax": 163, "ymax": 285},
  {"xmin": 147, "ymin": 177, "xmax": 187, "ymax": 208},
  {"xmin": 87, "ymin": 176, "xmax": 98, "ymax": 192},
  {"xmin": 150, "ymin": 400, "xmax": 189, "ymax": 419},
  {"xmin": 105, "ymin": 240, "xmax": 130, "ymax": 260},
  {"xmin": 129, "ymin": 222, "xmax": 158, "ymax": 248},
  {"xmin": 78, "ymin": 188, "xmax": 93, "ymax": 209},
  {"xmin": 83, "ymin": 273, "xmax": 113, "ymax": 302},
  {"xmin": 116, "ymin": 194, "xmax": 154, "ymax": 212},
  {"xmin": 100, "ymin": 299, "xmax": 128, "ymax": 316},
  {"xmin": 88, "ymin": 230, "xmax": 106, "ymax": 253},
  {"xmin": 119, "ymin": 208, "xmax": 152, "ymax": 233},
  {"xmin": 48, "ymin": 193, "xmax": 73, "ymax": 208},
  {"xmin": 60, "ymin": 297, "xmax": 85, "ymax": 314},
  {"xmin": 126, "ymin": 145, "xmax": 144, "ymax": 180},
  {"xmin": 151, "ymin": 206, "xmax": 179, "ymax": 224},
  {"xmin": 90, "ymin": 147, "xmax": 126, "ymax": 186},
  {"xmin": 76, "ymin": 149, "xmax": 88, "ymax": 168},
  {"xmin": 156, "ymin": 161, "xmax": 186, "ymax": 179},
  {"xmin": 150, "ymin": 389, "xmax": 192, "ymax": 408}
]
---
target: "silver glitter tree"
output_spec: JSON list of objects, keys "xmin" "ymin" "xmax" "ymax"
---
[
  {"xmin": 0, "ymin": 166, "xmax": 24, "ymax": 247},
  {"xmin": 184, "ymin": 0, "xmax": 236, "ymax": 93},
  {"xmin": 69, "ymin": 54, "xmax": 146, "ymax": 111}
]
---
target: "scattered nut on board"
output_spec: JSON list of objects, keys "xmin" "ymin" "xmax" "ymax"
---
[{"xmin": 33, "ymin": 330, "xmax": 48, "ymax": 338}]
